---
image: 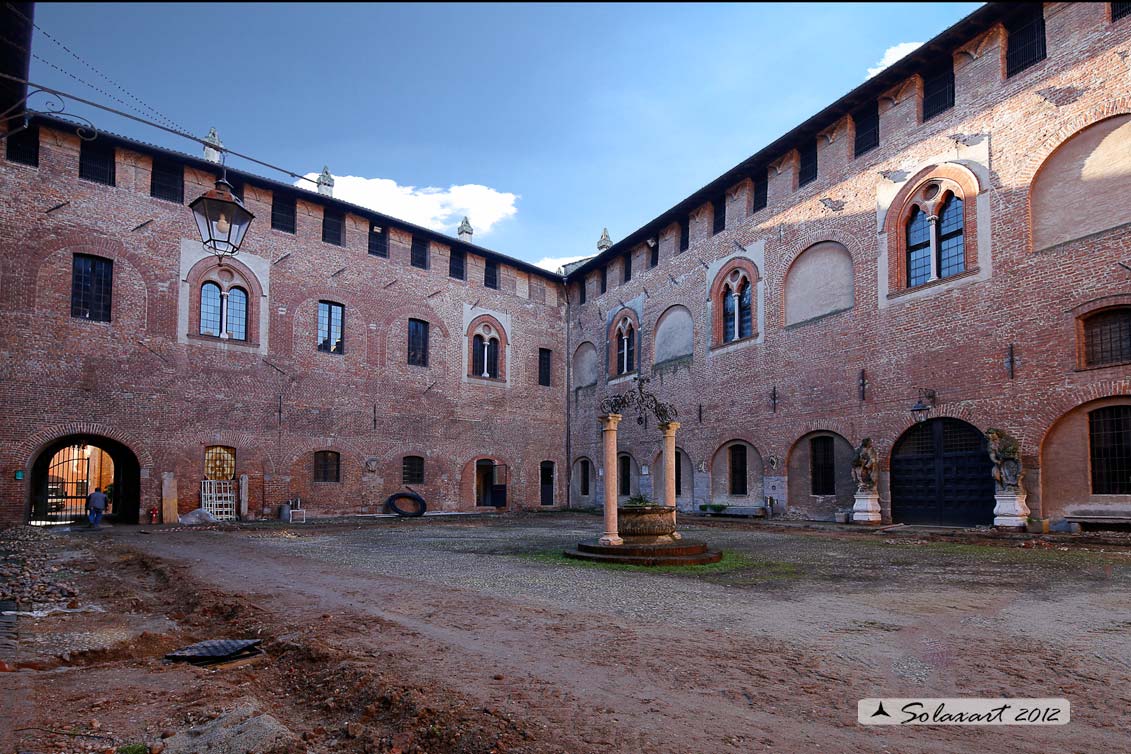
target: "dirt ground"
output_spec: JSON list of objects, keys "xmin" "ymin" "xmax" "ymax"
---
[{"xmin": 2, "ymin": 513, "xmax": 1130, "ymax": 753}]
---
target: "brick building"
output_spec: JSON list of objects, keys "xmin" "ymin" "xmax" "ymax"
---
[
  {"xmin": 2, "ymin": 2, "xmax": 1130, "ymax": 527},
  {"xmin": 564, "ymin": 2, "xmax": 1131, "ymax": 527}
]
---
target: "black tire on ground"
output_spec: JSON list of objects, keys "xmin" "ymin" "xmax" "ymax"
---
[{"xmin": 385, "ymin": 492, "xmax": 427, "ymax": 517}]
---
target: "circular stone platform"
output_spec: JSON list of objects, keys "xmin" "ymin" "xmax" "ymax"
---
[{"xmin": 563, "ymin": 538, "xmax": 722, "ymax": 566}]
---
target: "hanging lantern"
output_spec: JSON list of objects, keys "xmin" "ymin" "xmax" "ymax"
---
[{"xmin": 189, "ymin": 178, "xmax": 254, "ymax": 259}]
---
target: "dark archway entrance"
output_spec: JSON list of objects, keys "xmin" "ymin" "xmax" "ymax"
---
[
  {"xmin": 475, "ymin": 460, "xmax": 507, "ymax": 508},
  {"xmin": 891, "ymin": 418, "xmax": 994, "ymax": 526},
  {"xmin": 29, "ymin": 434, "xmax": 141, "ymax": 525}
]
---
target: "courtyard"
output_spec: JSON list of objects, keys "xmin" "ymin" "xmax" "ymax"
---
[{"xmin": 2, "ymin": 513, "xmax": 1129, "ymax": 752}]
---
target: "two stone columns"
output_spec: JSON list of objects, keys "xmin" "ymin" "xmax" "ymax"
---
[{"xmin": 599, "ymin": 414, "xmax": 623, "ymax": 546}]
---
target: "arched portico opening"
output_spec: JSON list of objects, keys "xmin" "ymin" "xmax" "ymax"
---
[
  {"xmin": 29, "ymin": 434, "xmax": 141, "ymax": 525},
  {"xmin": 890, "ymin": 418, "xmax": 994, "ymax": 526}
]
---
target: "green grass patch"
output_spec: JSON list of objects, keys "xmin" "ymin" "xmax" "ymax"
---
[{"xmin": 517, "ymin": 549, "xmax": 797, "ymax": 579}]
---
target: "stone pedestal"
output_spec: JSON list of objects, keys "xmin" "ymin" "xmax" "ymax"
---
[
  {"xmin": 993, "ymin": 491, "xmax": 1030, "ymax": 530},
  {"xmin": 599, "ymin": 414, "xmax": 623, "ymax": 546},
  {"xmin": 852, "ymin": 490, "xmax": 882, "ymax": 524}
]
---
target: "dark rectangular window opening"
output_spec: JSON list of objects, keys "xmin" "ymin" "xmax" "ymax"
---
[
  {"xmin": 679, "ymin": 220, "xmax": 690, "ymax": 252},
  {"xmin": 1115, "ymin": 2, "xmax": 1131, "ymax": 22},
  {"xmin": 5, "ymin": 122, "xmax": 39, "ymax": 166},
  {"xmin": 150, "ymin": 158, "xmax": 184, "ymax": 203},
  {"xmin": 580, "ymin": 459, "xmax": 590, "ymax": 496},
  {"xmin": 578, "ymin": 280, "xmax": 586, "ymax": 305},
  {"xmin": 798, "ymin": 142, "xmax": 817, "ymax": 187},
  {"xmin": 449, "ymin": 247, "xmax": 466, "ymax": 279},
  {"xmin": 408, "ymin": 318, "xmax": 429, "ymax": 366},
  {"xmin": 922, "ymin": 64, "xmax": 956, "ymax": 121},
  {"xmin": 1090, "ymin": 407, "xmax": 1131, "ymax": 494},
  {"xmin": 322, "ymin": 208, "xmax": 345, "ymax": 246},
  {"xmin": 410, "ymin": 237, "xmax": 429, "ymax": 269},
  {"xmin": 484, "ymin": 259, "xmax": 499, "ymax": 289},
  {"xmin": 402, "ymin": 456, "xmax": 425, "ymax": 485},
  {"xmin": 649, "ymin": 243, "xmax": 659, "ymax": 268},
  {"xmin": 729, "ymin": 445, "xmax": 748, "ymax": 496},
  {"xmin": 228, "ymin": 179, "xmax": 244, "ymax": 203},
  {"xmin": 271, "ymin": 193, "xmax": 296, "ymax": 234},
  {"xmin": 853, "ymin": 101, "xmax": 880, "ymax": 158},
  {"xmin": 1084, "ymin": 310, "xmax": 1131, "ymax": 368},
  {"xmin": 712, "ymin": 195, "xmax": 726, "ymax": 235},
  {"xmin": 752, "ymin": 178, "xmax": 767, "ymax": 212},
  {"xmin": 79, "ymin": 140, "xmax": 115, "ymax": 185},
  {"xmin": 313, "ymin": 451, "xmax": 340, "ymax": 483},
  {"xmin": 538, "ymin": 348, "xmax": 552, "ymax": 387},
  {"xmin": 71, "ymin": 254, "xmax": 113, "ymax": 322},
  {"xmin": 368, "ymin": 224, "xmax": 389, "ymax": 257},
  {"xmin": 622, "ymin": 252, "xmax": 632, "ymax": 283},
  {"xmin": 317, "ymin": 301, "xmax": 345, "ymax": 354},
  {"xmin": 810, "ymin": 436, "xmax": 836, "ymax": 496},
  {"xmin": 1006, "ymin": 8, "xmax": 1047, "ymax": 77},
  {"xmin": 600, "ymin": 266, "xmax": 607, "ymax": 294}
]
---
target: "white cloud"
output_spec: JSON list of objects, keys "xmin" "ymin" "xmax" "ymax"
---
[
  {"xmin": 296, "ymin": 172, "xmax": 518, "ymax": 237},
  {"xmin": 532, "ymin": 254, "xmax": 590, "ymax": 274},
  {"xmin": 866, "ymin": 42, "xmax": 923, "ymax": 79}
]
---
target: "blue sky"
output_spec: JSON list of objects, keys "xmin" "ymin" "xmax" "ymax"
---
[{"xmin": 27, "ymin": 2, "xmax": 982, "ymax": 269}]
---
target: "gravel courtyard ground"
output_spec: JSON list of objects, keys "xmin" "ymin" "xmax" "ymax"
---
[{"xmin": 2, "ymin": 512, "xmax": 1130, "ymax": 753}]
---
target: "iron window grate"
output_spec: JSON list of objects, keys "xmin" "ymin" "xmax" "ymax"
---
[
  {"xmin": 410, "ymin": 237, "xmax": 429, "ymax": 269},
  {"xmin": 798, "ymin": 142, "xmax": 817, "ymax": 187},
  {"xmin": 71, "ymin": 254, "xmax": 113, "ymax": 322},
  {"xmin": 150, "ymin": 158, "xmax": 184, "ymax": 203},
  {"xmin": 408, "ymin": 318, "xmax": 429, "ymax": 366},
  {"xmin": 484, "ymin": 259, "xmax": 499, "ymax": 289},
  {"xmin": 1115, "ymin": 2, "xmax": 1131, "ymax": 21},
  {"xmin": 314, "ymin": 451, "xmax": 340, "ymax": 483},
  {"xmin": 1084, "ymin": 309, "xmax": 1131, "ymax": 368},
  {"xmin": 1006, "ymin": 9, "xmax": 1047, "ymax": 77},
  {"xmin": 369, "ymin": 225, "xmax": 388, "ymax": 257},
  {"xmin": 712, "ymin": 195, "xmax": 726, "ymax": 234},
  {"xmin": 79, "ymin": 140, "xmax": 115, "ymax": 185},
  {"xmin": 271, "ymin": 194, "xmax": 296, "ymax": 234},
  {"xmin": 449, "ymin": 247, "xmax": 465, "ymax": 279},
  {"xmin": 317, "ymin": 301, "xmax": 345, "ymax": 354},
  {"xmin": 752, "ymin": 178, "xmax": 767, "ymax": 212},
  {"xmin": 1090, "ymin": 406, "xmax": 1131, "ymax": 494},
  {"xmin": 538, "ymin": 348, "xmax": 552, "ymax": 386},
  {"xmin": 322, "ymin": 209, "xmax": 345, "ymax": 246},
  {"xmin": 403, "ymin": 456, "xmax": 425, "ymax": 485},
  {"xmin": 5, "ymin": 123, "xmax": 38, "ymax": 166},
  {"xmin": 922, "ymin": 65, "xmax": 955, "ymax": 121},
  {"xmin": 894, "ymin": 423, "xmax": 934, "ymax": 456},
  {"xmin": 853, "ymin": 102, "xmax": 880, "ymax": 157},
  {"xmin": 810, "ymin": 436, "xmax": 836, "ymax": 496}
]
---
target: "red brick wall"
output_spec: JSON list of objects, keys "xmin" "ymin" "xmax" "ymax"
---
[
  {"xmin": 0, "ymin": 127, "xmax": 568, "ymax": 522},
  {"xmin": 566, "ymin": 3, "xmax": 1131, "ymax": 522}
]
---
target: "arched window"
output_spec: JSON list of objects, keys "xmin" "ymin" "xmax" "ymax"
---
[
  {"xmin": 467, "ymin": 315, "xmax": 507, "ymax": 380},
  {"xmin": 721, "ymin": 278, "xmax": 753, "ymax": 342},
  {"xmin": 313, "ymin": 451, "xmax": 340, "ymax": 483},
  {"xmin": 227, "ymin": 287, "xmax": 248, "ymax": 341},
  {"xmin": 204, "ymin": 446, "xmax": 236, "ymax": 480},
  {"xmin": 885, "ymin": 166, "xmax": 979, "ymax": 293},
  {"xmin": 1083, "ymin": 308, "xmax": 1131, "ymax": 368},
  {"xmin": 200, "ymin": 282, "xmax": 222, "ymax": 336},
  {"xmin": 615, "ymin": 322, "xmax": 635, "ymax": 375}
]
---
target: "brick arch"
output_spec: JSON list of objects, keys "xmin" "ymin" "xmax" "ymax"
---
[
  {"xmin": 883, "ymin": 162, "xmax": 981, "ymax": 293},
  {"xmin": 280, "ymin": 436, "xmax": 369, "ymax": 471},
  {"xmin": 1035, "ymin": 380, "xmax": 1131, "ymax": 446},
  {"xmin": 288, "ymin": 292, "xmax": 369, "ymax": 364},
  {"xmin": 458, "ymin": 454, "xmax": 513, "ymax": 507},
  {"xmin": 185, "ymin": 429, "xmax": 277, "ymax": 475},
  {"xmin": 708, "ymin": 256, "xmax": 760, "ymax": 347},
  {"xmin": 883, "ymin": 407, "xmax": 986, "ymax": 471},
  {"xmin": 185, "ymin": 255, "xmax": 264, "ymax": 344},
  {"xmin": 607, "ymin": 308, "xmax": 640, "ymax": 378},
  {"xmin": 784, "ymin": 427, "xmax": 854, "ymax": 468},
  {"xmin": 466, "ymin": 313, "xmax": 509, "ymax": 380},
  {"xmin": 20, "ymin": 421, "xmax": 155, "ymax": 469},
  {"xmin": 32, "ymin": 241, "xmax": 150, "ymax": 334},
  {"xmin": 781, "ymin": 239, "xmax": 855, "ymax": 327},
  {"xmin": 380, "ymin": 302, "xmax": 450, "ymax": 369}
]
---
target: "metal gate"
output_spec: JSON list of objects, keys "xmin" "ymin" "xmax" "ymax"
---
[
  {"xmin": 201, "ymin": 480, "xmax": 236, "ymax": 521},
  {"xmin": 891, "ymin": 418, "xmax": 995, "ymax": 526},
  {"xmin": 30, "ymin": 444, "xmax": 113, "ymax": 524}
]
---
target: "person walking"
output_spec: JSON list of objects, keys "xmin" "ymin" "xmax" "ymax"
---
[{"xmin": 85, "ymin": 486, "xmax": 108, "ymax": 529}]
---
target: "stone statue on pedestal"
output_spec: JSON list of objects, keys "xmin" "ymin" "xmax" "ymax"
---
[
  {"xmin": 985, "ymin": 428, "xmax": 1024, "ymax": 494},
  {"xmin": 851, "ymin": 438, "xmax": 877, "ymax": 492}
]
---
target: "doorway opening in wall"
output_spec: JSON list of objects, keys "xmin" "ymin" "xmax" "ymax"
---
[
  {"xmin": 890, "ymin": 418, "xmax": 994, "ymax": 526},
  {"xmin": 476, "ymin": 460, "xmax": 508, "ymax": 508},
  {"xmin": 28, "ymin": 434, "xmax": 141, "ymax": 525},
  {"xmin": 540, "ymin": 461, "xmax": 555, "ymax": 505}
]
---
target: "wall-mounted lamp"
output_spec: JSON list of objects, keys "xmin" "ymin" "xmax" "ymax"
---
[{"xmin": 910, "ymin": 388, "xmax": 937, "ymax": 424}]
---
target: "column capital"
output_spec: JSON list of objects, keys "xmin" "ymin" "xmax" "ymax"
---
[
  {"xmin": 659, "ymin": 421, "xmax": 681, "ymax": 435},
  {"xmin": 599, "ymin": 414, "xmax": 622, "ymax": 429}
]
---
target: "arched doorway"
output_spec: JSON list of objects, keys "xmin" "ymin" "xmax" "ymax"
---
[
  {"xmin": 29, "ymin": 434, "xmax": 141, "ymax": 525},
  {"xmin": 891, "ymin": 418, "xmax": 994, "ymax": 526}
]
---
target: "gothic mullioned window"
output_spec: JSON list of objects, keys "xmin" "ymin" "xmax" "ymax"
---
[
  {"xmin": 710, "ymin": 258, "xmax": 759, "ymax": 347},
  {"xmin": 614, "ymin": 318, "xmax": 636, "ymax": 376},
  {"xmin": 467, "ymin": 315, "xmax": 507, "ymax": 381}
]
